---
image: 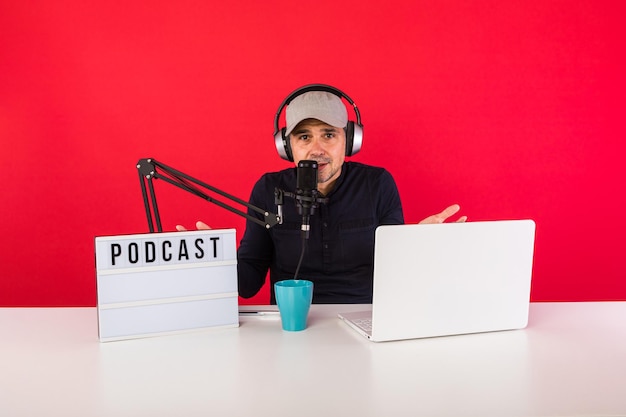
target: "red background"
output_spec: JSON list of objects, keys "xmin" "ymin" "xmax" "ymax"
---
[{"xmin": 1, "ymin": 1, "xmax": 624, "ymax": 306}]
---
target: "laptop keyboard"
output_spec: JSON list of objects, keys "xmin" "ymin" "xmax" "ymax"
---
[{"xmin": 353, "ymin": 317, "xmax": 373, "ymax": 332}]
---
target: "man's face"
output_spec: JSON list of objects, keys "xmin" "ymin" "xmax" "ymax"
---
[{"xmin": 289, "ymin": 119, "xmax": 346, "ymax": 195}]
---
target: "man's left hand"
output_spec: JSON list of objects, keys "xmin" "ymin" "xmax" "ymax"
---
[{"xmin": 419, "ymin": 204, "xmax": 467, "ymax": 224}]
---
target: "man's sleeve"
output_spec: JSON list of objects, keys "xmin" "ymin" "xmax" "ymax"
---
[
  {"xmin": 236, "ymin": 177, "xmax": 274, "ymax": 299},
  {"xmin": 378, "ymin": 169, "xmax": 405, "ymax": 225}
]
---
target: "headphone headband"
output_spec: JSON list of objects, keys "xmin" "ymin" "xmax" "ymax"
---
[{"xmin": 273, "ymin": 84, "xmax": 362, "ymax": 134}]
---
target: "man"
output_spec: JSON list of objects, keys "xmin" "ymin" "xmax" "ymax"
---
[{"xmin": 179, "ymin": 86, "xmax": 465, "ymax": 303}]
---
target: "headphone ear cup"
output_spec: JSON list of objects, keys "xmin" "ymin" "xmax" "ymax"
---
[
  {"xmin": 345, "ymin": 122, "xmax": 363, "ymax": 156},
  {"xmin": 351, "ymin": 123, "xmax": 363, "ymax": 156},
  {"xmin": 274, "ymin": 128, "xmax": 294, "ymax": 161},
  {"xmin": 344, "ymin": 121, "xmax": 355, "ymax": 156}
]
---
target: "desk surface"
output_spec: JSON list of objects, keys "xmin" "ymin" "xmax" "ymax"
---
[{"xmin": 1, "ymin": 302, "xmax": 625, "ymax": 417}]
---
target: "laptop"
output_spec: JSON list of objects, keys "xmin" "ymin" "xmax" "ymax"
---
[{"xmin": 338, "ymin": 220, "xmax": 536, "ymax": 342}]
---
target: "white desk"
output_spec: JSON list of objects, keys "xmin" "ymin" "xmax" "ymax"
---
[{"xmin": 1, "ymin": 302, "xmax": 625, "ymax": 417}]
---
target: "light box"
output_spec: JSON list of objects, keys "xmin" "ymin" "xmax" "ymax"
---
[{"xmin": 95, "ymin": 229, "xmax": 239, "ymax": 342}]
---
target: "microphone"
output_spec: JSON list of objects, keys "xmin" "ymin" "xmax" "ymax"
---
[{"xmin": 295, "ymin": 160, "xmax": 318, "ymax": 239}]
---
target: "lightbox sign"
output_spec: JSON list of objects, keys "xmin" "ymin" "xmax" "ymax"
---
[{"xmin": 95, "ymin": 229, "xmax": 239, "ymax": 342}]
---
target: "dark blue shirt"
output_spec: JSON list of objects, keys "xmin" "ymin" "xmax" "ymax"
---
[{"xmin": 237, "ymin": 161, "xmax": 404, "ymax": 304}]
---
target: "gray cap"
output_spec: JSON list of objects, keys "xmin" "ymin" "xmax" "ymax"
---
[{"xmin": 285, "ymin": 91, "xmax": 348, "ymax": 136}]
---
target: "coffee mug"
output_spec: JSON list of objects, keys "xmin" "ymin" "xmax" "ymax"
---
[{"xmin": 274, "ymin": 279, "xmax": 313, "ymax": 331}]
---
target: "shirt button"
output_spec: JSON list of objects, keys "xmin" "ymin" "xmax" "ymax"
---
[{"xmin": 323, "ymin": 222, "xmax": 328, "ymax": 228}]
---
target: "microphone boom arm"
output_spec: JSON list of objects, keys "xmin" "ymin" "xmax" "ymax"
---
[{"xmin": 137, "ymin": 158, "xmax": 283, "ymax": 233}]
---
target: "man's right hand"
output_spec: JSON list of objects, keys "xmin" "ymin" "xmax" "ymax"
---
[{"xmin": 175, "ymin": 221, "xmax": 211, "ymax": 231}]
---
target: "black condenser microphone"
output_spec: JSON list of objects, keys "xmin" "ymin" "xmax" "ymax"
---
[{"xmin": 296, "ymin": 160, "xmax": 318, "ymax": 239}]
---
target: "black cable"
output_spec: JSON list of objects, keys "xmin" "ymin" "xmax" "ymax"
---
[{"xmin": 292, "ymin": 230, "xmax": 307, "ymax": 280}]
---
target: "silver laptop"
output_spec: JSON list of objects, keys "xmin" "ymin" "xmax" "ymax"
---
[{"xmin": 338, "ymin": 220, "xmax": 536, "ymax": 342}]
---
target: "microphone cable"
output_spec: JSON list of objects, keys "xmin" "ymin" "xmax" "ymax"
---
[{"xmin": 292, "ymin": 229, "xmax": 307, "ymax": 280}]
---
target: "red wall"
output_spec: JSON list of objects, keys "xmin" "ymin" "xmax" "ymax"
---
[{"xmin": 1, "ymin": 1, "xmax": 624, "ymax": 306}]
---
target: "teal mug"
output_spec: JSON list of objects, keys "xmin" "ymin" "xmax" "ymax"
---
[{"xmin": 274, "ymin": 279, "xmax": 314, "ymax": 331}]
